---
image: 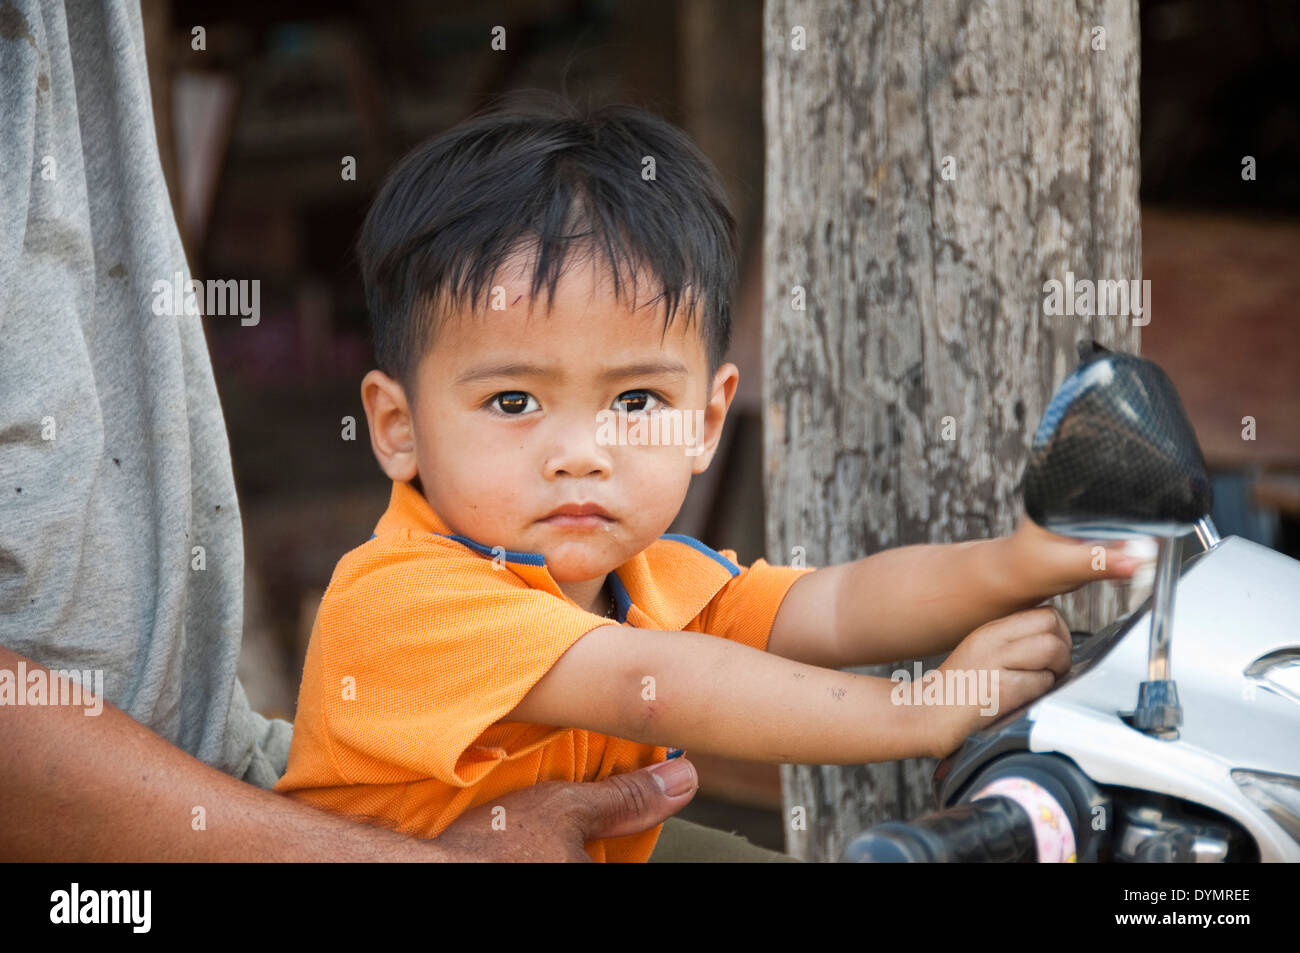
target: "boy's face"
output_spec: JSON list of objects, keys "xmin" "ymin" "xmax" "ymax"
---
[{"xmin": 362, "ymin": 253, "xmax": 739, "ymax": 591}]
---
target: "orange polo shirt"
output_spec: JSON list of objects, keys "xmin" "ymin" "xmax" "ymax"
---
[{"xmin": 275, "ymin": 480, "xmax": 815, "ymax": 861}]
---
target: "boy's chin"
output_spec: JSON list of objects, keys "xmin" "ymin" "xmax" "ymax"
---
[
  {"xmin": 542, "ymin": 558, "xmax": 615, "ymax": 583},
  {"xmin": 537, "ymin": 544, "xmax": 622, "ymax": 582}
]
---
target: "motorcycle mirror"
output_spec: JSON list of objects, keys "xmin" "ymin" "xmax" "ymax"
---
[
  {"xmin": 1022, "ymin": 341, "xmax": 1214, "ymax": 739},
  {"xmin": 1022, "ymin": 341, "xmax": 1213, "ymax": 539}
]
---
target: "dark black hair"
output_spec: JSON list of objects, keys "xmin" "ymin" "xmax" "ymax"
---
[{"xmin": 357, "ymin": 90, "xmax": 738, "ymax": 393}]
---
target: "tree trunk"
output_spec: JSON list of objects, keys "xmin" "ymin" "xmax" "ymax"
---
[{"xmin": 763, "ymin": 0, "xmax": 1141, "ymax": 862}]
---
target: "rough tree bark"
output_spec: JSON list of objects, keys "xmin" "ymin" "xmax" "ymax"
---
[{"xmin": 763, "ymin": 0, "xmax": 1141, "ymax": 862}]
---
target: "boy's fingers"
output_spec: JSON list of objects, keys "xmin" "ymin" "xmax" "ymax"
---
[
  {"xmin": 1020, "ymin": 518, "xmax": 1155, "ymax": 585},
  {"xmin": 1016, "ymin": 520, "xmax": 1106, "ymax": 581},
  {"xmin": 1086, "ymin": 538, "xmax": 1158, "ymax": 580},
  {"xmin": 998, "ymin": 669, "xmax": 1057, "ymax": 706},
  {"xmin": 1016, "ymin": 606, "xmax": 1070, "ymax": 650},
  {"xmin": 999, "ymin": 631, "xmax": 1072, "ymax": 678},
  {"xmin": 1046, "ymin": 607, "xmax": 1072, "ymax": 649},
  {"xmin": 987, "ymin": 606, "xmax": 1069, "ymax": 646}
]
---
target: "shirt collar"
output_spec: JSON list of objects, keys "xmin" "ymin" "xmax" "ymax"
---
[{"xmin": 372, "ymin": 480, "xmax": 739, "ymax": 630}]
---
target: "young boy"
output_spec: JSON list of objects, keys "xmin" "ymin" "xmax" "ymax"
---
[{"xmin": 274, "ymin": 93, "xmax": 1147, "ymax": 861}]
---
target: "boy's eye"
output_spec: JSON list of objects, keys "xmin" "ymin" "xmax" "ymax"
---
[
  {"xmin": 614, "ymin": 389, "xmax": 664, "ymax": 414},
  {"xmin": 490, "ymin": 391, "xmax": 540, "ymax": 415}
]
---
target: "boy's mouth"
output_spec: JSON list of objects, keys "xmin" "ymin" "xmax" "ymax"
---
[{"xmin": 539, "ymin": 502, "xmax": 615, "ymax": 529}]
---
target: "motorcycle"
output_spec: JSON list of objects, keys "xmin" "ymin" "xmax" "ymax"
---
[{"xmin": 843, "ymin": 342, "xmax": 1300, "ymax": 863}]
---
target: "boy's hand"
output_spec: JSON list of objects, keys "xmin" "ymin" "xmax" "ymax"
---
[
  {"xmin": 1000, "ymin": 518, "xmax": 1156, "ymax": 604},
  {"xmin": 925, "ymin": 606, "xmax": 1073, "ymax": 758}
]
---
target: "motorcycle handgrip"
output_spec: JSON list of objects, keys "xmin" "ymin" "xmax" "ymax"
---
[{"xmin": 841, "ymin": 796, "xmax": 1037, "ymax": 862}]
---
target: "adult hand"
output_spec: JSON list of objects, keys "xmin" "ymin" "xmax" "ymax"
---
[{"xmin": 432, "ymin": 757, "xmax": 699, "ymax": 861}]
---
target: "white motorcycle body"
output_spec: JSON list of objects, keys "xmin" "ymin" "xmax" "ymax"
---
[{"xmin": 1028, "ymin": 535, "xmax": 1300, "ymax": 861}]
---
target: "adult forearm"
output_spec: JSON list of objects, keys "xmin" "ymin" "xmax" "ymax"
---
[{"xmin": 0, "ymin": 646, "xmax": 441, "ymax": 861}]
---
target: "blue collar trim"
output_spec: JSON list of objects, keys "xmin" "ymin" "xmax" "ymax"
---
[
  {"xmin": 366, "ymin": 528, "xmax": 737, "ymax": 621},
  {"xmin": 607, "ymin": 570, "xmax": 632, "ymax": 623},
  {"xmin": 367, "ymin": 530, "xmax": 544, "ymax": 567},
  {"xmin": 437, "ymin": 533, "xmax": 546, "ymax": 566},
  {"xmin": 658, "ymin": 533, "xmax": 741, "ymax": 576}
]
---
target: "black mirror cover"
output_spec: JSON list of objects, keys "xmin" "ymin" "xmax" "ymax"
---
[{"xmin": 1022, "ymin": 344, "xmax": 1213, "ymax": 537}]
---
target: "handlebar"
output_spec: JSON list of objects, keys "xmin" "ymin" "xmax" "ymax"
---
[
  {"xmin": 842, "ymin": 795, "xmax": 1037, "ymax": 862},
  {"xmin": 843, "ymin": 753, "xmax": 1106, "ymax": 862}
]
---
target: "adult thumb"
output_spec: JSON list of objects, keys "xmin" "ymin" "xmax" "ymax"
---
[{"xmin": 573, "ymin": 757, "xmax": 699, "ymax": 841}]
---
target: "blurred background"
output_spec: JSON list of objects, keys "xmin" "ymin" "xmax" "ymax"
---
[{"xmin": 143, "ymin": 0, "xmax": 1300, "ymax": 850}]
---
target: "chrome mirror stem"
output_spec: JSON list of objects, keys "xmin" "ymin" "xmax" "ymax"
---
[
  {"xmin": 1194, "ymin": 516, "xmax": 1222, "ymax": 552},
  {"xmin": 1132, "ymin": 535, "xmax": 1184, "ymax": 738},
  {"xmin": 1147, "ymin": 536, "xmax": 1179, "ymax": 682}
]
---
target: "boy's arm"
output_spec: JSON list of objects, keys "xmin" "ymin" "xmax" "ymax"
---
[
  {"xmin": 766, "ymin": 523, "xmax": 1150, "ymax": 669},
  {"xmin": 506, "ymin": 624, "xmax": 940, "ymax": 763},
  {"xmin": 766, "ymin": 540, "xmax": 1017, "ymax": 668}
]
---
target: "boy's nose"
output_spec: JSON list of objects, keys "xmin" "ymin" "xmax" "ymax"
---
[{"xmin": 544, "ymin": 416, "xmax": 613, "ymax": 478}]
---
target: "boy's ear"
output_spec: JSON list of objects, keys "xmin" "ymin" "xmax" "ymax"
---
[
  {"xmin": 690, "ymin": 362, "xmax": 741, "ymax": 475},
  {"xmin": 361, "ymin": 369, "xmax": 419, "ymax": 483}
]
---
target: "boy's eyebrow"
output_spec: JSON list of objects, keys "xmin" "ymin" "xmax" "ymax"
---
[{"xmin": 455, "ymin": 359, "xmax": 691, "ymax": 386}]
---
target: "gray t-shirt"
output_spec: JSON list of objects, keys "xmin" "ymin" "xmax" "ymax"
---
[{"xmin": 0, "ymin": 0, "xmax": 290, "ymax": 787}]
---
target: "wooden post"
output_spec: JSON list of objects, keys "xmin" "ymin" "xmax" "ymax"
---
[{"xmin": 763, "ymin": 0, "xmax": 1141, "ymax": 862}]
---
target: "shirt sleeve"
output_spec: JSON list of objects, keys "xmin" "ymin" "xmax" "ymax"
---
[
  {"xmin": 314, "ymin": 535, "xmax": 614, "ymax": 788},
  {"xmin": 692, "ymin": 550, "xmax": 817, "ymax": 652}
]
